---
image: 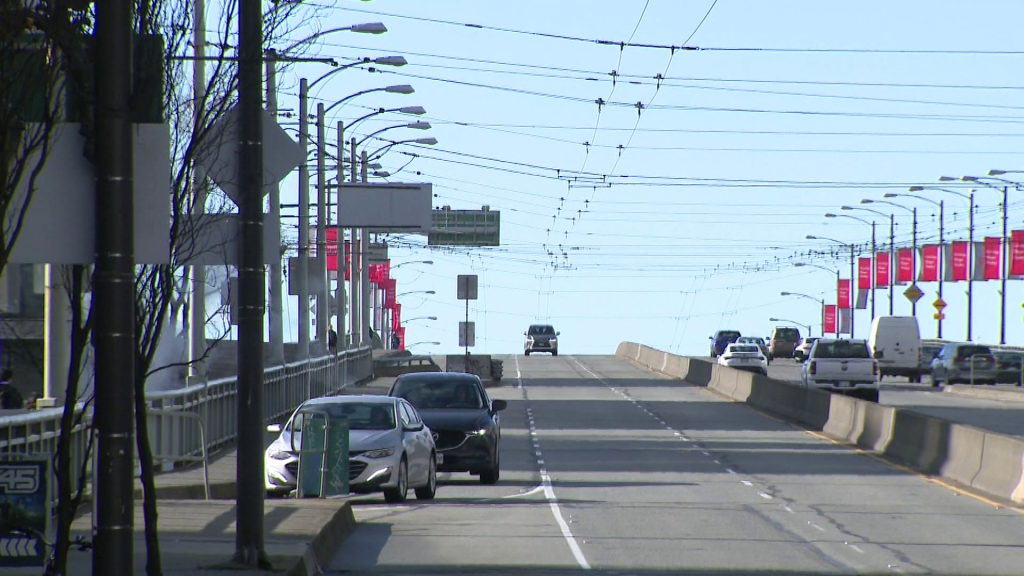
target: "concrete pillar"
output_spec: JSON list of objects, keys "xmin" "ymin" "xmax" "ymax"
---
[{"xmin": 40, "ymin": 264, "xmax": 72, "ymax": 407}]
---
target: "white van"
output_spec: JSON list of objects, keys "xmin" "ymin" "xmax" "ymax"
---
[{"xmin": 868, "ymin": 316, "xmax": 922, "ymax": 382}]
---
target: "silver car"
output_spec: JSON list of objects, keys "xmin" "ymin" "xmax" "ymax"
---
[
  {"xmin": 265, "ymin": 395, "xmax": 437, "ymax": 503},
  {"xmin": 929, "ymin": 343, "xmax": 998, "ymax": 386}
]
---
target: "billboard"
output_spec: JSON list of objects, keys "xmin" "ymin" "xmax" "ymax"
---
[{"xmin": 428, "ymin": 208, "xmax": 500, "ymax": 246}]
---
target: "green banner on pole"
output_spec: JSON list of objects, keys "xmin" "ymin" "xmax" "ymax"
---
[{"xmin": 299, "ymin": 413, "xmax": 349, "ymax": 497}]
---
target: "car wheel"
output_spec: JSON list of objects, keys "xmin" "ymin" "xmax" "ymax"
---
[
  {"xmin": 525, "ymin": 350, "xmax": 530, "ymax": 356},
  {"xmin": 480, "ymin": 451, "xmax": 500, "ymax": 485},
  {"xmin": 552, "ymin": 350, "xmax": 558, "ymax": 356},
  {"xmin": 384, "ymin": 457, "xmax": 408, "ymax": 503},
  {"xmin": 415, "ymin": 454, "xmax": 437, "ymax": 500},
  {"xmin": 929, "ymin": 373, "xmax": 940, "ymax": 388}
]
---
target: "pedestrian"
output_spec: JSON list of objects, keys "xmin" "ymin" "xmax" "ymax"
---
[
  {"xmin": 0, "ymin": 369, "xmax": 24, "ymax": 409},
  {"xmin": 328, "ymin": 326, "xmax": 338, "ymax": 350}
]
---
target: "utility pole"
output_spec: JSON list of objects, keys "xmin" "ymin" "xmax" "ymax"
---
[
  {"xmin": 888, "ymin": 214, "xmax": 895, "ymax": 316},
  {"xmin": 265, "ymin": 51, "xmax": 284, "ymax": 365},
  {"xmin": 360, "ymin": 150, "xmax": 372, "ymax": 345},
  {"xmin": 296, "ymin": 79, "xmax": 310, "ymax": 358},
  {"xmin": 316, "ymin": 103, "xmax": 328, "ymax": 350},
  {"xmin": 1001, "ymin": 186, "xmax": 1008, "ymax": 345},
  {"xmin": 92, "ymin": 0, "xmax": 135, "ymax": 571},
  {"xmin": 937, "ymin": 200, "xmax": 944, "ymax": 339},
  {"xmin": 350, "ymin": 137, "xmax": 360, "ymax": 345},
  {"xmin": 870, "ymin": 221, "xmax": 876, "ymax": 322},
  {"xmin": 336, "ymin": 121, "xmax": 347, "ymax": 349},
  {"xmin": 849, "ymin": 243, "xmax": 855, "ymax": 338},
  {"xmin": 189, "ymin": 0, "xmax": 208, "ymax": 382},
  {"xmin": 911, "ymin": 207, "xmax": 918, "ymax": 317},
  {"xmin": 234, "ymin": 0, "xmax": 268, "ymax": 566},
  {"xmin": 968, "ymin": 190, "xmax": 975, "ymax": 341}
]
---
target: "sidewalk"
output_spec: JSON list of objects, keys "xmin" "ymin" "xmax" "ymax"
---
[{"xmin": 944, "ymin": 383, "xmax": 1024, "ymax": 402}]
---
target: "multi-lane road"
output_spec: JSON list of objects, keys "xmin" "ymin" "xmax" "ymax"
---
[
  {"xmin": 328, "ymin": 354, "xmax": 1024, "ymax": 575},
  {"xmin": 766, "ymin": 360, "xmax": 1024, "ymax": 437}
]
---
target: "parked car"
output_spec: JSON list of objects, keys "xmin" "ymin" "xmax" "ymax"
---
[
  {"xmin": 524, "ymin": 324, "xmax": 559, "ymax": 356},
  {"xmin": 800, "ymin": 338, "xmax": 879, "ymax": 402},
  {"xmin": 929, "ymin": 343, "xmax": 997, "ymax": 386},
  {"xmin": 918, "ymin": 344, "xmax": 943, "ymax": 377},
  {"xmin": 737, "ymin": 336, "xmax": 772, "ymax": 362},
  {"xmin": 769, "ymin": 326, "xmax": 802, "ymax": 359},
  {"xmin": 389, "ymin": 372, "xmax": 506, "ymax": 484},
  {"xmin": 265, "ymin": 395, "xmax": 437, "ymax": 502},
  {"xmin": 793, "ymin": 337, "xmax": 819, "ymax": 361},
  {"xmin": 869, "ymin": 316, "xmax": 922, "ymax": 382},
  {"xmin": 994, "ymin": 351, "xmax": 1024, "ymax": 385},
  {"xmin": 717, "ymin": 343, "xmax": 768, "ymax": 376},
  {"xmin": 709, "ymin": 330, "xmax": 742, "ymax": 358}
]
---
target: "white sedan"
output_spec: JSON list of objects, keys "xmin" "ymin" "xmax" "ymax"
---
[
  {"xmin": 265, "ymin": 395, "xmax": 437, "ymax": 503},
  {"xmin": 717, "ymin": 343, "xmax": 769, "ymax": 376}
]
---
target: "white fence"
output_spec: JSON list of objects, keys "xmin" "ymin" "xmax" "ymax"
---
[{"xmin": 0, "ymin": 347, "xmax": 373, "ymax": 502}]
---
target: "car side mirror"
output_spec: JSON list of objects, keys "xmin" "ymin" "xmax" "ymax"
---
[
  {"xmin": 405, "ymin": 422, "xmax": 424, "ymax": 432},
  {"xmin": 266, "ymin": 424, "xmax": 282, "ymax": 434},
  {"xmin": 708, "ymin": 336, "xmax": 714, "ymax": 340},
  {"xmin": 491, "ymin": 399, "xmax": 507, "ymax": 412},
  {"xmin": 523, "ymin": 331, "xmax": 527, "ymax": 336},
  {"xmin": 556, "ymin": 331, "xmax": 561, "ymax": 336}
]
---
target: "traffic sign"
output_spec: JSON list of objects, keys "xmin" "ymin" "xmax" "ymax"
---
[
  {"xmin": 933, "ymin": 312, "xmax": 945, "ymax": 320},
  {"xmin": 933, "ymin": 297, "xmax": 946, "ymax": 311},
  {"xmin": 0, "ymin": 456, "xmax": 50, "ymax": 568},
  {"xmin": 904, "ymin": 284, "xmax": 924, "ymax": 304}
]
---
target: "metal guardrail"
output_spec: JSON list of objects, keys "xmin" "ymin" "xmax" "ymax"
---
[
  {"xmin": 0, "ymin": 346, "xmax": 373, "ymax": 507},
  {"xmin": 148, "ymin": 409, "xmax": 210, "ymax": 500}
]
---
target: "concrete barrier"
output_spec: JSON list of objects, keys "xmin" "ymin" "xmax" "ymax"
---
[{"xmin": 619, "ymin": 341, "xmax": 1024, "ymax": 506}]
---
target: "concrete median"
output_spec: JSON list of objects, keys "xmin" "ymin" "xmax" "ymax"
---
[{"xmin": 620, "ymin": 341, "xmax": 1024, "ymax": 506}]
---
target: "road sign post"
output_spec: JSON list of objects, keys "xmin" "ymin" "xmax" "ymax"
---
[{"xmin": 457, "ymin": 275, "xmax": 479, "ymax": 362}]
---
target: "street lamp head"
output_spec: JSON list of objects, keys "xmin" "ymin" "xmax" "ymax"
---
[
  {"xmin": 385, "ymin": 85, "xmax": 415, "ymax": 94},
  {"xmin": 938, "ymin": 176, "xmax": 957, "ymax": 182},
  {"xmin": 374, "ymin": 55, "xmax": 407, "ymax": 66},
  {"xmin": 883, "ymin": 193, "xmax": 898, "ymax": 198},
  {"xmin": 406, "ymin": 121, "xmax": 431, "ymax": 130},
  {"xmin": 824, "ymin": 213, "xmax": 836, "ymax": 218},
  {"xmin": 780, "ymin": 292, "xmax": 792, "ymax": 296},
  {"xmin": 398, "ymin": 106, "xmax": 426, "ymax": 115},
  {"xmin": 840, "ymin": 205, "xmax": 854, "ymax": 211},
  {"xmin": 415, "ymin": 137, "xmax": 438, "ymax": 145},
  {"xmin": 350, "ymin": 22, "xmax": 388, "ymax": 34},
  {"xmin": 372, "ymin": 171, "xmax": 391, "ymax": 177},
  {"xmin": 806, "ymin": 235, "xmax": 818, "ymax": 240},
  {"xmin": 860, "ymin": 199, "xmax": 874, "ymax": 204},
  {"xmin": 908, "ymin": 186, "xmax": 924, "ymax": 192},
  {"xmin": 368, "ymin": 162, "xmax": 383, "ymax": 170},
  {"xmin": 961, "ymin": 175, "xmax": 978, "ymax": 182},
  {"xmin": 794, "ymin": 262, "xmax": 806, "ymax": 267},
  {"xmin": 428, "ymin": 316, "xmax": 437, "ymax": 321},
  {"xmin": 988, "ymin": 169, "xmax": 1007, "ymax": 176}
]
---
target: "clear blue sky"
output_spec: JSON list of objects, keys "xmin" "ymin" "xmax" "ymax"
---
[{"xmin": 268, "ymin": 1, "xmax": 1024, "ymax": 355}]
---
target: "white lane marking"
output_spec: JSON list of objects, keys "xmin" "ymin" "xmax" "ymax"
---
[
  {"xmin": 741, "ymin": 480, "xmax": 753, "ymax": 486},
  {"xmin": 784, "ymin": 506, "xmax": 794, "ymax": 514},
  {"xmin": 701, "ymin": 451, "xmax": 710, "ymax": 456},
  {"xmin": 850, "ymin": 544, "xmax": 865, "ymax": 554},
  {"xmin": 713, "ymin": 460, "xmax": 721, "ymax": 464},
  {"xmin": 726, "ymin": 468, "xmax": 736, "ymax": 475},
  {"xmin": 758, "ymin": 492, "xmax": 773, "ymax": 500},
  {"xmin": 537, "ymin": 459, "xmax": 545, "ymax": 465},
  {"xmin": 679, "ymin": 436, "xmax": 690, "ymax": 441},
  {"xmin": 358, "ymin": 506, "xmax": 411, "ymax": 511},
  {"xmin": 503, "ymin": 485, "xmax": 546, "ymax": 498},
  {"xmin": 809, "ymin": 522, "xmax": 825, "ymax": 532},
  {"xmin": 541, "ymin": 471, "xmax": 591, "ymax": 570},
  {"xmin": 515, "ymin": 355, "xmax": 523, "ymax": 388}
]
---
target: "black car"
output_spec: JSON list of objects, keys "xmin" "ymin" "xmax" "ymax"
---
[
  {"xmin": 995, "ymin": 352, "xmax": 1024, "ymax": 385},
  {"xmin": 388, "ymin": 372, "xmax": 506, "ymax": 484},
  {"xmin": 709, "ymin": 330, "xmax": 741, "ymax": 358}
]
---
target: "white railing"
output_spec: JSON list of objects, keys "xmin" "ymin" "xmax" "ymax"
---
[{"xmin": 0, "ymin": 346, "xmax": 373, "ymax": 504}]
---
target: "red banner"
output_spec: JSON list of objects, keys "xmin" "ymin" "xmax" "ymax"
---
[
  {"xmin": 1012, "ymin": 231, "xmax": 1024, "ymax": 276},
  {"xmin": 920, "ymin": 245, "xmax": 940, "ymax": 282},
  {"xmin": 897, "ymin": 248, "xmax": 914, "ymax": 283},
  {"xmin": 950, "ymin": 241, "xmax": 969, "ymax": 281},
  {"xmin": 392, "ymin": 303, "xmax": 401, "ymax": 330},
  {"xmin": 319, "ymin": 227, "xmax": 338, "ymax": 272},
  {"xmin": 837, "ymin": 279, "xmax": 851, "ymax": 310},
  {"xmin": 824, "ymin": 305, "xmax": 837, "ymax": 335},
  {"xmin": 397, "ymin": 327, "xmax": 406, "ymax": 350},
  {"xmin": 343, "ymin": 240, "xmax": 351, "ymax": 281},
  {"xmin": 384, "ymin": 278, "xmax": 397, "ymax": 309},
  {"xmin": 875, "ymin": 253, "xmax": 890, "ymax": 287},
  {"xmin": 857, "ymin": 258, "xmax": 872, "ymax": 290},
  {"xmin": 984, "ymin": 237, "xmax": 1002, "ymax": 280}
]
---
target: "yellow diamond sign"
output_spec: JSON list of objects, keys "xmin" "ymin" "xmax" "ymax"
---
[
  {"xmin": 933, "ymin": 297, "xmax": 947, "ymax": 311},
  {"xmin": 904, "ymin": 284, "xmax": 924, "ymax": 304}
]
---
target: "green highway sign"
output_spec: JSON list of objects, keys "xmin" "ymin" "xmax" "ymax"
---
[{"xmin": 428, "ymin": 208, "xmax": 500, "ymax": 247}]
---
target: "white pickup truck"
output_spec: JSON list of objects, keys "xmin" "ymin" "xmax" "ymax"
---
[{"xmin": 800, "ymin": 338, "xmax": 880, "ymax": 403}]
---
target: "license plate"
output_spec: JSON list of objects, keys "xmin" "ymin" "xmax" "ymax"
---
[
  {"xmin": 838, "ymin": 381, "xmax": 850, "ymax": 387},
  {"xmin": 436, "ymin": 453, "xmax": 444, "ymax": 465}
]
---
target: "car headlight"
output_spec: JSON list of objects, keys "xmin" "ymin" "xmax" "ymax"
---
[
  {"xmin": 468, "ymin": 427, "xmax": 493, "ymax": 436},
  {"xmin": 362, "ymin": 448, "xmax": 395, "ymax": 459},
  {"xmin": 267, "ymin": 449, "xmax": 292, "ymax": 461}
]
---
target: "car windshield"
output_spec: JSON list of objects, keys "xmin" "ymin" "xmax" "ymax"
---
[
  {"xmin": 775, "ymin": 328, "xmax": 800, "ymax": 342},
  {"xmin": 528, "ymin": 325, "xmax": 555, "ymax": 336},
  {"xmin": 738, "ymin": 337, "xmax": 762, "ymax": 344},
  {"xmin": 813, "ymin": 341, "xmax": 871, "ymax": 359},
  {"xmin": 717, "ymin": 331, "xmax": 741, "ymax": 340},
  {"xmin": 729, "ymin": 345, "xmax": 760, "ymax": 354},
  {"xmin": 293, "ymin": 402, "xmax": 396, "ymax": 431},
  {"xmin": 392, "ymin": 378, "xmax": 485, "ymax": 410},
  {"xmin": 957, "ymin": 345, "xmax": 992, "ymax": 358},
  {"xmin": 922, "ymin": 346, "xmax": 942, "ymax": 358}
]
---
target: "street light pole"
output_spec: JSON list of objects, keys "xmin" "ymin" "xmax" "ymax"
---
[
  {"xmin": 1002, "ymin": 185, "xmax": 1008, "ymax": 345},
  {"xmin": 296, "ymin": 79, "xmax": 310, "ymax": 358},
  {"xmin": 912, "ymin": 206, "xmax": 918, "ymax": 317},
  {"xmin": 969, "ymin": 190, "xmax": 975, "ymax": 341}
]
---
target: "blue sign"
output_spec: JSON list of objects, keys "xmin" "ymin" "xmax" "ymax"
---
[{"xmin": 0, "ymin": 456, "xmax": 50, "ymax": 567}]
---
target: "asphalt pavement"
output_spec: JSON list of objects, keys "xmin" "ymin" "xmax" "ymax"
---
[
  {"xmin": 327, "ymin": 354, "xmax": 1024, "ymax": 575},
  {"xmin": 766, "ymin": 359, "xmax": 1024, "ymax": 437}
]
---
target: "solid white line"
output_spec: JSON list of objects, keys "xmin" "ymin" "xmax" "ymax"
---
[
  {"xmin": 741, "ymin": 480, "xmax": 753, "ymax": 486},
  {"xmin": 503, "ymin": 485, "xmax": 546, "ymax": 499},
  {"xmin": 515, "ymin": 355, "xmax": 523, "ymax": 388},
  {"xmin": 541, "ymin": 472, "xmax": 591, "ymax": 570}
]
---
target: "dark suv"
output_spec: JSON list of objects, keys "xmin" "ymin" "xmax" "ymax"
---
[
  {"xmin": 525, "ymin": 324, "xmax": 559, "ymax": 356},
  {"xmin": 709, "ymin": 330, "xmax": 742, "ymax": 358},
  {"xmin": 389, "ymin": 372, "xmax": 506, "ymax": 484},
  {"xmin": 770, "ymin": 326, "xmax": 802, "ymax": 359}
]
